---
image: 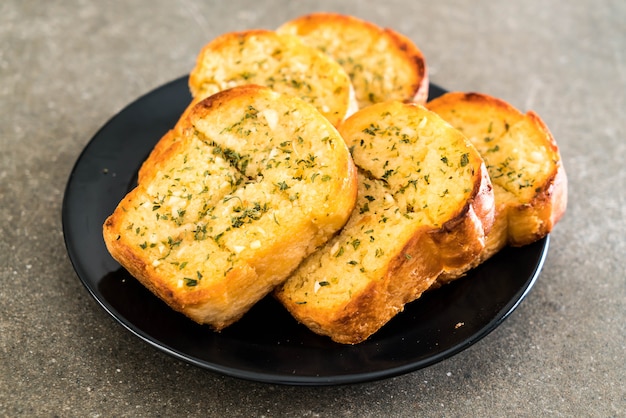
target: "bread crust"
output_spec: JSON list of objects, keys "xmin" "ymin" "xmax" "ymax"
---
[
  {"xmin": 277, "ymin": 12, "xmax": 428, "ymax": 107},
  {"xmin": 275, "ymin": 102, "xmax": 494, "ymax": 344},
  {"xmin": 427, "ymin": 92, "xmax": 567, "ymax": 283},
  {"xmin": 104, "ymin": 85, "xmax": 358, "ymax": 330}
]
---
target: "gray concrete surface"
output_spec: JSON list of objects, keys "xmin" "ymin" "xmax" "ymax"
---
[{"xmin": 1, "ymin": 0, "xmax": 624, "ymax": 416}]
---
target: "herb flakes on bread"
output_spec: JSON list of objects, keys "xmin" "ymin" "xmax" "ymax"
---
[
  {"xmin": 274, "ymin": 101, "xmax": 494, "ymax": 344},
  {"xmin": 427, "ymin": 92, "xmax": 567, "ymax": 284},
  {"xmin": 103, "ymin": 85, "xmax": 358, "ymax": 330},
  {"xmin": 138, "ymin": 29, "xmax": 357, "ymax": 184},
  {"xmin": 189, "ymin": 29, "xmax": 357, "ymax": 127},
  {"xmin": 278, "ymin": 12, "xmax": 429, "ymax": 107}
]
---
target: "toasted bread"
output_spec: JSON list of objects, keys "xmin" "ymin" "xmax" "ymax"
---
[
  {"xmin": 103, "ymin": 85, "xmax": 358, "ymax": 330},
  {"xmin": 277, "ymin": 12, "xmax": 428, "ymax": 108},
  {"xmin": 427, "ymin": 92, "xmax": 567, "ymax": 283},
  {"xmin": 274, "ymin": 101, "xmax": 494, "ymax": 344},
  {"xmin": 137, "ymin": 29, "xmax": 357, "ymax": 184},
  {"xmin": 189, "ymin": 29, "xmax": 357, "ymax": 126}
]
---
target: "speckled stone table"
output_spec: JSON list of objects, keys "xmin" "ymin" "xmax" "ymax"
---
[{"xmin": 1, "ymin": 1, "xmax": 624, "ymax": 416}]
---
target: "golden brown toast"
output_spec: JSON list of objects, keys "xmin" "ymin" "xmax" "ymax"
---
[
  {"xmin": 277, "ymin": 12, "xmax": 429, "ymax": 108},
  {"xmin": 274, "ymin": 101, "xmax": 494, "ymax": 344},
  {"xmin": 137, "ymin": 29, "xmax": 357, "ymax": 183},
  {"xmin": 189, "ymin": 29, "xmax": 357, "ymax": 126},
  {"xmin": 427, "ymin": 92, "xmax": 567, "ymax": 283},
  {"xmin": 103, "ymin": 85, "xmax": 358, "ymax": 330}
]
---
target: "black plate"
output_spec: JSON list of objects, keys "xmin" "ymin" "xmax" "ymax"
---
[{"xmin": 62, "ymin": 76, "xmax": 549, "ymax": 386}]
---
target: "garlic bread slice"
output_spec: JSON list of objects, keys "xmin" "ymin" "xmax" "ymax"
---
[
  {"xmin": 278, "ymin": 12, "xmax": 428, "ymax": 108},
  {"xmin": 275, "ymin": 101, "xmax": 494, "ymax": 344},
  {"xmin": 427, "ymin": 92, "xmax": 567, "ymax": 283},
  {"xmin": 103, "ymin": 85, "xmax": 358, "ymax": 330}
]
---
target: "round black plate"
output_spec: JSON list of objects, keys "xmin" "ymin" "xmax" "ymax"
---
[{"xmin": 62, "ymin": 76, "xmax": 549, "ymax": 386}]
